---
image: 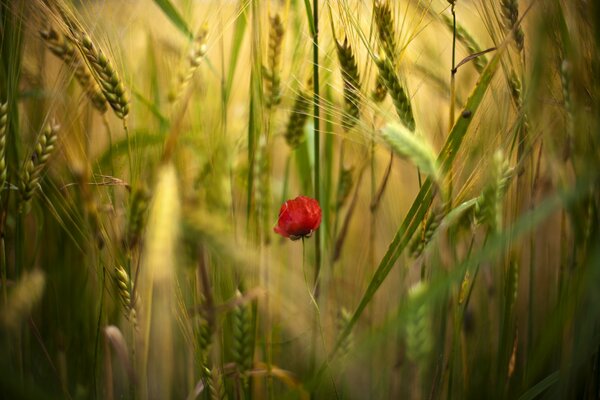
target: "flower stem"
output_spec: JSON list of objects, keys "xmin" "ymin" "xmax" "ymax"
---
[{"xmin": 312, "ymin": 0, "xmax": 321, "ymax": 299}]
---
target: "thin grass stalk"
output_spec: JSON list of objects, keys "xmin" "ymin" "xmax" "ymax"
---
[{"xmin": 312, "ymin": 0, "xmax": 322, "ymax": 296}]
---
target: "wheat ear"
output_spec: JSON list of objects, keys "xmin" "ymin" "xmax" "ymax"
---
[
  {"xmin": 335, "ymin": 36, "xmax": 361, "ymax": 131},
  {"xmin": 40, "ymin": 27, "xmax": 107, "ymax": 113},
  {"xmin": 264, "ymin": 14, "xmax": 284, "ymax": 108},
  {"xmin": 77, "ymin": 33, "xmax": 129, "ymax": 119},
  {"xmin": 501, "ymin": 0, "xmax": 524, "ymax": 52},
  {"xmin": 375, "ymin": 57, "xmax": 415, "ymax": 132},
  {"xmin": 19, "ymin": 122, "xmax": 59, "ymax": 212},
  {"xmin": 374, "ymin": 0, "xmax": 398, "ymax": 63},
  {"xmin": 284, "ymin": 85, "xmax": 311, "ymax": 148}
]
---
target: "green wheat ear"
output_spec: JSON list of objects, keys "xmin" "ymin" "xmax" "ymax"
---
[
  {"xmin": 405, "ymin": 282, "xmax": 432, "ymax": 372},
  {"xmin": 374, "ymin": 57, "xmax": 415, "ymax": 132},
  {"xmin": 264, "ymin": 14, "xmax": 285, "ymax": 108},
  {"xmin": 381, "ymin": 123, "xmax": 439, "ymax": 182},
  {"xmin": 374, "ymin": 0, "xmax": 398, "ymax": 63},
  {"xmin": 40, "ymin": 26, "xmax": 108, "ymax": 113},
  {"xmin": 232, "ymin": 290, "xmax": 253, "ymax": 382},
  {"xmin": 284, "ymin": 84, "xmax": 311, "ymax": 148},
  {"xmin": 335, "ymin": 36, "xmax": 361, "ymax": 131},
  {"xmin": 19, "ymin": 121, "xmax": 60, "ymax": 213}
]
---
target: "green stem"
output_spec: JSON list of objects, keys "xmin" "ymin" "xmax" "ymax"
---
[{"xmin": 312, "ymin": 0, "xmax": 321, "ymax": 295}]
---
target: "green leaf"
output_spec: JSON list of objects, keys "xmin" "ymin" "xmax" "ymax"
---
[
  {"xmin": 518, "ymin": 371, "xmax": 559, "ymax": 400},
  {"xmin": 152, "ymin": 0, "xmax": 193, "ymax": 39},
  {"xmin": 224, "ymin": 0, "xmax": 250, "ymax": 104}
]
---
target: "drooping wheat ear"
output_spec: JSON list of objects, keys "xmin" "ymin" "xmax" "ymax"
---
[
  {"xmin": 335, "ymin": 37, "xmax": 361, "ymax": 131},
  {"xmin": 126, "ymin": 185, "xmax": 151, "ymax": 250},
  {"xmin": 405, "ymin": 282, "xmax": 432, "ymax": 370},
  {"xmin": 474, "ymin": 151, "xmax": 513, "ymax": 232},
  {"xmin": 442, "ymin": 15, "xmax": 487, "ymax": 73},
  {"xmin": 501, "ymin": 0, "xmax": 524, "ymax": 52},
  {"xmin": 263, "ymin": 14, "xmax": 284, "ymax": 108},
  {"xmin": 114, "ymin": 265, "xmax": 139, "ymax": 329},
  {"xmin": 374, "ymin": 0, "xmax": 398, "ymax": 63},
  {"xmin": 40, "ymin": 27, "xmax": 107, "ymax": 113},
  {"xmin": 372, "ymin": 71, "xmax": 388, "ymax": 102},
  {"xmin": 0, "ymin": 102, "xmax": 7, "ymax": 194},
  {"xmin": 335, "ymin": 166, "xmax": 354, "ymax": 209},
  {"xmin": 232, "ymin": 290, "xmax": 253, "ymax": 379},
  {"xmin": 77, "ymin": 33, "xmax": 129, "ymax": 119},
  {"xmin": 375, "ymin": 57, "xmax": 415, "ymax": 132},
  {"xmin": 381, "ymin": 123, "xmax": 438, "ymax": 181},
  {"xmin": 19, "ymin": 122, "xmax": 59, "ymax": 211},
  {"xmin": 336, "ymin": 307, "xmax": 353, "ymax": 357},
  {"xmin": 169, "ymin": 26, "xmax": 208, "ymax": 103},
  {"xmin": 284, "ymin": 86, "xmax": 311, "ymax": 148},
  {"xmin": 409, "ymin": 206, "xmax": 444, "ymax": 258}
]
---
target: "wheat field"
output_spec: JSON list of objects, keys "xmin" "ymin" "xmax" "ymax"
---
[{"xmin": 0, "ymin": 0, "xmax": 599, "ymax": 399}]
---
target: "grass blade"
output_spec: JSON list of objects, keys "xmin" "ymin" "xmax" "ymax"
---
[{"xmin": 152, "ymin": 0, "xmax": 193, "ymax": 39}]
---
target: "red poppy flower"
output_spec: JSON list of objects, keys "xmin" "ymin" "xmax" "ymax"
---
[{"xmin": 274, "ymin": 196, "xmax": 322, "ymax": 240}]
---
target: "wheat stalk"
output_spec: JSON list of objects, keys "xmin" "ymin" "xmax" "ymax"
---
[
  {"xmin": 441, "ymin": 15, "xmax": 488, "ymax": 73},
  {"xmin": 0, "ymin": 102, "xmax": 7, "ymax": 194}
]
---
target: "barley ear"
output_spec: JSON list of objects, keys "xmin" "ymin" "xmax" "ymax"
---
[
  {"xmin": 264, "ymin": 14, "xmax": 284, "ymax": 108},
  {"xmin": 114, "ymin": 265, "xmax": 139, "ymax": 329},
  {"xmin": 381, "ymin": 123, "xmax": 438, "ymax": 182},
  {"xmin": 126, "ymin": 185, "xmax": 151, "ymax": 250},
  {"xmin": 374, "ymin": 0, "xmax": 398, "ymax": 63},
  {"xmin": 474, "ymin": 150, "xmax": 513, "ymax": 232},
  {"xmin": 405, "ymin": 282, "xmax": 432, "ymax": 373},
  {"xmin": 501, "ymin": 0, "xmax": 524, "ymax": 52},
  {"xmin": 169, "ymin": 26, "xmax": 208, "ymax": 103},
  {"xmin": 409, "ymin": 206, "xmax": 445, "ymax": 258},
  {"xmin": 335, "ymin": 36, "xmax": 361, "ymax": 131},
  {"xmin": 372, "ymin": 72, "xmax": 388, "ymax": 103},
  {"xmin": 40, "ymin": 27, "xmax": 108, "ymax": 113},
  {"xmin": 19, "ymin": 122, "xmax": 60, "ymax": 213},
  {"xmin": 375, "ymin": 57, "xmax": 415, "ymax": 132},
  {"xmin": 284, "ymin": 86, "xmax": 311, "ymax": 148},
  {"xmin": 232, "ymin": 290, "xmax": 253, "ymax": 381},
  {"xmin": 78, "ymin": 33, "xmax": 129, "ymax": 119}
]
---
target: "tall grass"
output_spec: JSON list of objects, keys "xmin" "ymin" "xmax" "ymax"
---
[{"xmin": 0, "ymin": 0, "xmax": 599, "ymax": 399}]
